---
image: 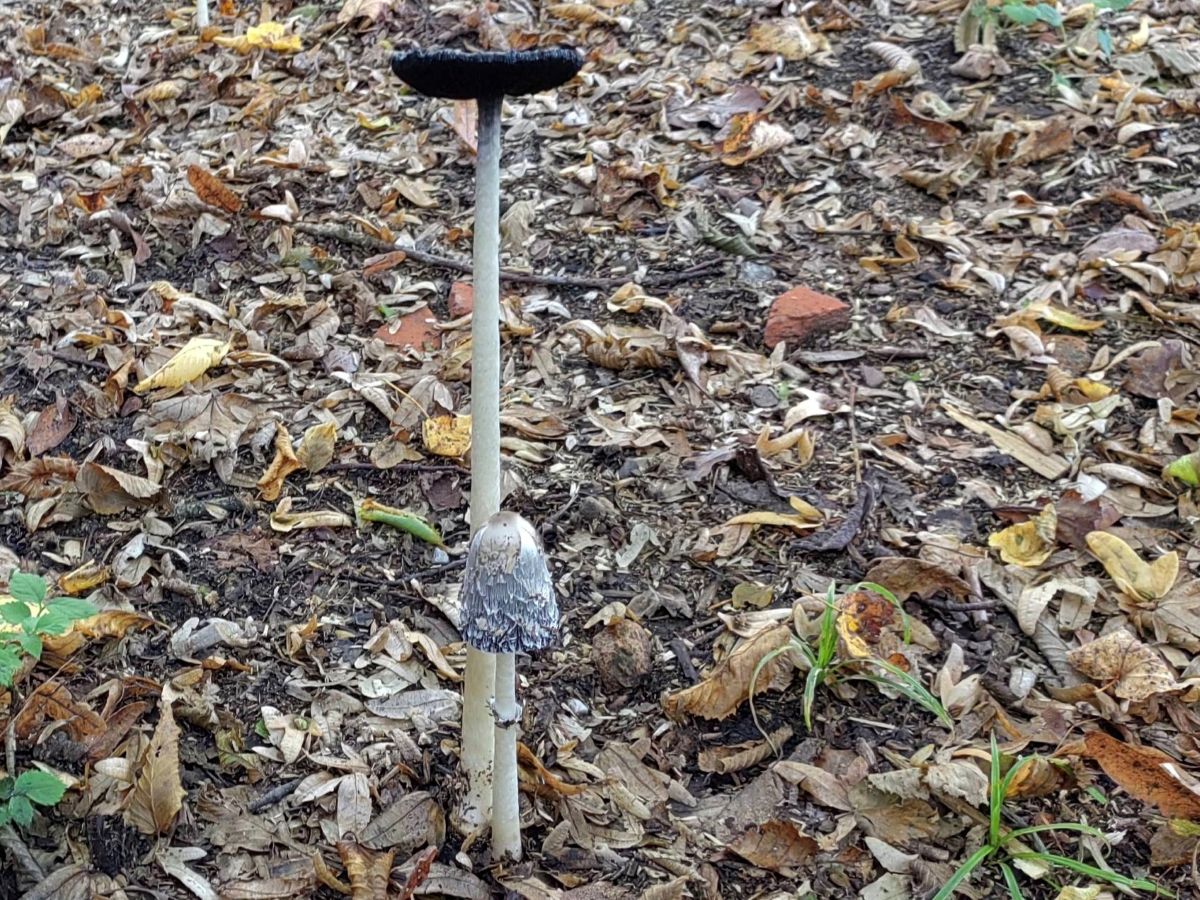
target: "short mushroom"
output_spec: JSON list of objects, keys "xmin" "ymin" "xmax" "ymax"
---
[
  {"xmin": 390, "ymin": 46, "xmax": 582, "ymax": 831},
  {"xmin": 459, "ymin": 511, "xmax": 557, "ymax": 861}
]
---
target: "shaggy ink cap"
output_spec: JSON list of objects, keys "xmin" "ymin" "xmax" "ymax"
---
[
  {"xmin": 459, "ymin": 512, "xmax": 558, "ymax": 654},
  {"xmin": 390, "ymin": 47, "xmax": 584, "ymax": 100}
]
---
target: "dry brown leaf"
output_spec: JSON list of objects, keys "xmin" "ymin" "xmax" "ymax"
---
[
  {"xmin": 186, "ymin": 165, "xmax": 243, "ymax": 214},
  {"xmin": 133, "ymin": 337, "xmax": 230, "ymax": 394},
  {"xmin": 663, "ymin": 622, "xmax": 794, "ymax": 720},
  {"xmin": 1067, "ymin": 630, "xmax": 1178, "ymax": 701},
  {"xmin": 337, "ymin": 840, "xmax": 394, "ymax": 900},
  {"xmin": 518, "ymin": 742, "xmax": 587, "ymax": 796},
  {"xmin": 862, "ymin": 557, "xmax": 972, "ymax": 604},
  {"xmin": 258, "ymin": 423, "xmax": 303, "ymax": 501},
  {"xmin": 729, "ymin": 820, "xmax": 817, "ymax": 872},
  {"xmin": 452, "ymin": 100, "xmax": 477, "ymax": 153},
  {"xmin": 270, "ymin": 508, "xmax": 354, "ymax": 532},
  {"xmin": 1086, "ymin": 531, "xmax": 1179, "ymax": 603},
  {"xmin": 1004, "ymin": 755, "xmax": 1075, "ymax": 799},
  {"xmin": 546, "ymin": 3, "xmax": 615, "ymax": 25},
  {"xmin": 76, "ymin": 462, "xmax": 162, "ymax": 514},
  {"xmin": 125, "ymin": 700, "xmax": 187, "ymax": 835},
  {"xmin": 13, "ymin": 679, "xmax": 106, "ymax": 741},
  {"xmin": 297, "ymin": 420, "xmax": 337, "ymax": 473},
  {"xmin": 1081, "ymin": 732, "xmax": 1200, "ymax": 819},
  {"xmin": 748, "ymin": 18, "xmax": 828, "ymax": 60},
  {"xmin": 26, "ymin": 396, "xmax": 75, "ymax": 457}
]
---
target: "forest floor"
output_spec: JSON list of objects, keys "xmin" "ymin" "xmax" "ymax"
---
[{"xmin": 2, "ymin": 0, "xmax": 1200, "ymax": 898}]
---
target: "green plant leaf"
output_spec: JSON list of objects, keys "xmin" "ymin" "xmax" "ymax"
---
[
  {"xmin": 37, "ymin": 598, "xmax": 97, "ymax": 636},
  {"xmin": 1097, "ymin": 28, "xmax": 1113, "ymax": 59},
  {"xmin": 0, "ymin": 601, "xmax": 31, "ymax": 626},
  {"xmin": 1033, "ymin": 3, "xmax": 1062, "ymax": 27},
  {"xmin": 1001, "ymin": 4, "xmax": 1040, "ymax": 25},
  {"xmin": 0, "ymin": 805, "xmax": 9, "ymax": 828},
  {"xmin": 15, "ymin": 771, "xmax": 67, "ymax": 807},
  {"xmin": 16, "ymin": 632, "xmax": 42, "ymax": 660},
  {"xmin": 1009, "ymin": 852, "xmax": 1175, "ymax": 896},
  {"xmin": 7, "ymin": 794, "xmax": 34, "ymax": 828},
  {"xmin": 931, "ymin": 844, "xmax": 995, "ymax": 900},
  {"xmin": 0, "ymin": 776, "xmax": 14, "ymax": 801},
  {"xmin": 0, "ymin": 646, "xmax": 23, "ymax": 687},
  {"xmin": 999, "ymin": 861, "xmax": 1023, "ymax": 899},
  {"xmin": 1094, "ymin": 0, "xmax": 1132, "ymax": 10},
  {"xmin": 8, "ymin": 572, "xmax": 46, "ymax": 606}
]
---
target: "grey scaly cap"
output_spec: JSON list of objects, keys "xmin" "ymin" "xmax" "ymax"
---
[{"xmin": 459, "ymin": 512, "xmax": 558, "ymax": 654}]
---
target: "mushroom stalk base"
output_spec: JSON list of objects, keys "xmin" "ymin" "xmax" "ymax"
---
[
  {"xmin": 492, "ymin": 651, "xmax": 521, "ymax": 861},
  {"xmin": 459, "ymin": 92, "xmax": 504, "ymax": 831}
]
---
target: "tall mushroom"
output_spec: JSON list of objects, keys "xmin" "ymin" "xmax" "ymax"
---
[
  {"xmin": 459, "ymin": 511, "xmax": 557, "ymax": 861},
  {"xmin": 390, "ymin": 47, "xmax": 582, "ymax": 831},
  {"xmin": 196, "ymin": 0, "xmax": 209, "ymax": 28}
]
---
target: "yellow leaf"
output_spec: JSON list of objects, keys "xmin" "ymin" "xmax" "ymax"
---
[
  {"xmin": 58, "ymin": 560, "xmax": 110, "ymax": 595},
  {"xmin": 422, "ymin": 414, "xmax": 471, "ymax": 458},
  {"xmin": 246, "ymin": 21, "xmax": 302, "ymax": 52},
  {"xmin": 257, "ymin": 423, "xmax": 302, "ymax": 501},
  {"xmin": 355, "ymin": 112, "xmax": 393, "ymax": 131},
  {"xmin": 725, "ymin": 510, "xmax": 821, "ymax": 532},
  {"xmin": 988, "ymin": 505, "xmax": 1057, "ymax": 567},
  {"xmin": 297, "ymin": 420, "xmax": 337, "ymax": 473},
  {"xmin": 133, "ymin": 337, "xmax": 230, "ymax": 394},
  {"xmin": 788, "ymin": 495, "xmax": 822, "ymax": 520},
  {"xmin": 124, "ymin": 700, "xmax": 186, "ymax": 835},
  {"xmin": 270, "ymin": 508, "xmax": 353, "ymax": 532},
  {"xmin": 1086, "ymin": 531, "xmax": 1179, "ymax": 602},
  {"xmin": 1039, "ymin": 304, "xmax": 1103, "ymax": 332}
]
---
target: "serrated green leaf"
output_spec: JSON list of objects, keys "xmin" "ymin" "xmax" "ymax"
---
[
  {"xmin": 0, "ymin": 601, "xmax": 31, "ymax": 626},
  {"xmin": 1002, "ymin": 4, "xmax": 1039, "ymax": 25},
  {"xmin": 16, "ymin": 632, "xmax": 42, "ymax": 660},
  {"xmin": 46, "ymin": 597, "xmax": 98, "ymax": 620},
  {"xmin": 0, "ymin": 777, "xmax": 14, "ymax": 801},
  {"xmin": 8, "ymin": 795, "xmax": 33, "ymax": 828},
  {"xmin": 15, "ymin": 771, "xmax": 67, "ymax": 806},
  {"xmin": 0, "ymin": 646, "xmax": 22, "ymax": 687},
  {"xmin": 8, "ymin": 572, "xmax": 46, "ymax": 606},
  {"xmin": 1033, "ymin": 2, "xmax": 1062, "ymax": 26}
]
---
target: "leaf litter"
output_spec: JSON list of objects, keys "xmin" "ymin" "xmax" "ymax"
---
[{"xmin": 2, "ymin": 0, "xmax": 1200, "ymax": 897}]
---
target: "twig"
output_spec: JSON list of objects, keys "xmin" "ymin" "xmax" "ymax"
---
[
  {"xmin": 293, "ymin": 222, "xmax": 726, "ymax": 289},
  {"xmin": 247, "ymin": 776, "xmax": 305, "ymax": 813},
  {"xmin": 669, "ymin": 637, "xmax": 699, "ymax": 683},
  {"xmin": 910, "ymin": 596, "xmax": 1000, "ymax": 613},
  {"xmin": 847, "ymin": 382, "xmax": 862, "ymax": 485}
]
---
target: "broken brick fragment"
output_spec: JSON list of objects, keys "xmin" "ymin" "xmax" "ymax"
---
[
  {"xmin": 448, "ymin": 281, "xmax": 474, "ymax": 318},
  {"xmin": 375, "ymin": 308, "xmax": 442, "ymax": 351},
  {"xmin": 764, "ymin": 286, "xmax": 850, "ymax": 349}
]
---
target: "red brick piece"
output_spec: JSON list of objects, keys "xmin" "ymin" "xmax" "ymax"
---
[
  {"xmin": 375, "ymin": 308, "xmax": 442, "ymax": 351},
  {"xmin": 448, "ymin": 281, "xmax": 474, "ymax": 318},
  {"xmin": 764, "ymin": 286, "xmax": 850, "ymax": 349}
]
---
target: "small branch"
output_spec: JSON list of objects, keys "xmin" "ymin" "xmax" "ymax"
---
[
  {"xmin": 248, "ymin": 776, "xmax": 305, "ymax": 813},
  {"xmin": 292, "ymin": 222, "xmax": 725, "ymax": 289},
  {"xmin": 847, "ymin": 383, "xmax": 862, "ymax": 485}
]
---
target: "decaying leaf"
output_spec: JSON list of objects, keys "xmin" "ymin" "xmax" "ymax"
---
[
  {"xmin": 1067, "ymin": 629, "xmax": 1179, "ymax": 701},
  {"xmin": 663, "ymin": 622, "xmax": 795, "ymax": 720},
  {"xmin": 134, "ymin": 337, "xmax": 231, "ymax": 394},
  {"xmin": 125, "ymin": 700, "xmax": 187, "ymax": 835},
  {"xmin": 297, "ymin": 420, "xmax": 337, "ymax": 473},
  {"xmin": 988, "ymin": 504, "xmax": 1057, "ymax": 567},
  {"xmin": 258, "ymin": 423, "xmax": 303, "ymax": 501},
  {"xmin": 186, "ymin": 165, "xmax": 243, "ymax": 214},
  {"xmin": 729, "ymin": 820, "xmax": 818, "ymax": 873},
  {"xmin": 422, "ymin": 414, "xmax": 471, "ymax": 458},
  {"xmin": 1080, "ymin": 732, "xmax": 1200, "ymax": 819},
  {"xmin": 1086, "ymin": 531, "xmax": 1179, "ymax": 603}
]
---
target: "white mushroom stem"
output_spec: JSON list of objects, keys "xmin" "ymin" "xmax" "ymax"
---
[
  {"xmin": 491, "ymin": 652, "xmax": 521, "ymax": 860},
  {"xmin": 196, "ymin": 0, "xmax": 210, "ymax": 28},
  {"xmin": 459, "ymin": 92, "xmax": 504, "ymax": 831}
]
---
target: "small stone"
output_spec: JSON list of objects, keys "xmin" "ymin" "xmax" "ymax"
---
[
  {"xmin": 448, "ymin": 281, "xmax": 474, "ymax": 318},
  {"xmin": 749, "ymin": 384, "xmax": 778, "ymax": 408},
  {"xmin": 764, "ymin": 286, "xmax": 850, "ymax": 349},
  {"xmin": 375, "ymin": 308, "xmax": 442, "ymax": 351},
  {"xmin": 592, "ymin": 619, "xmax": 653, "ymax": 692}
]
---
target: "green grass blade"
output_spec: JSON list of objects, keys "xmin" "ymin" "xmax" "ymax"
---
[
  {"xmin": 748, "ymin": 641, "xmax": 802, "ymax": 743},
  {"xmin": 1003, "ymin": 822, "xmax": 1108, "ymax": 844},
  {"xmin": 931, "ymin": 845, "xmax": 994, "ymax": 900},
  {"xmin": 989, "ymin": 733, "xmax": 1003, "ymax": 848},
  {"xmin": 999, "ymin": 861, "xmax": 1023, "ymax": 900},
  {"xmin": 1009, "ymin": 853, "xmax": 1175, "ymax": 897}
]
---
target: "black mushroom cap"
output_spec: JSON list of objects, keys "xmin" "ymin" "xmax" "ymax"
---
[
  {"xmin": 459, "ymin": 512, "xmax": 558, "ymax": 654},
  {"xmin": 390, "ymin": 47, "xmax": 584, "ymax": 100}
]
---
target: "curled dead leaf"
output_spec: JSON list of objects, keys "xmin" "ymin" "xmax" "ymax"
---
[
  {"xmin": 988, "ymin": 505, "xmax": 1057, "ymax": 567},
  {"xmin": 663, "ymin": 622, "xmax": 795, "ymax": 721},
  {"xmin": 257, "ymin": 423, "xmax": 302, "ymax": 501},
  {"xmin": 134, "ymin": 337, "xmax": 230, "ymax": 394},
  {"xmin": 1086, "ymin": 531, "xmax": 1179, "ymax": 603},
  {"xmin": 1080, "ymin": 731, "xmax": 1200, "ymax": 819},
  {"xmin": 1067, "ymin": 629, "xmax": 1178, "ymax": 701}
]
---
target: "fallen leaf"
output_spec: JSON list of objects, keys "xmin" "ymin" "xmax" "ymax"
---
[
  {"xmin": 257, "ymin": 423, "xmax": 302, "ymax": 501},
  {"xmin": 1067, "ymin": 629, "xmax": 1178, "ymax": 701},
  {"xmin": 861, "ymin": 557, "xmax": 972, "ymax": 603},
  {"xmin": 269, "ymin": 508, "xmax": 354, "ymax": 532},
  {"xmin": 26, "ymin": 396, "xmax": 75, "ymax": 457},
  {"xmin": 77, "ymin": 462, "xmax": 162, "ymax": 514},
  {"xmin": 663, "ymin": 622, "xmax": 794, "ymax": 720},
  {"xmin": 729, "ymin": 820, "xmax": 817, "ymax": 872},
  {"xmin": 125, "ymin": 700, "xmax": 187, "ymax": 835},
  {"xmin": 1081, "ymin": 731, "xmax": 1200, "ymax": 819},
  {"xmin": 988, "ymin": 505, "xmax": 1057, "ymax": 567},
  {"xmin": 186, "ymin": 165, "xmax": 243, "ymax": 214},
  {"xmin": 422, "ymin": 414, "xmax": 471, "ymax": 458},
  {"xmin": 297, "ymin": 420, "xmax": 337, "ymax": 473},
  {"xmin": 1086, "ymin": 531, "xmax": 1179, "ymax": 603},
  {"xmin": 337, "ymin": 840, "xmax": 394, "ymax": 899},
  {"xmin": 133, "ymin": 336, "xmax": 230, "ymax": 394},
  {"xmin": 359, "ymin": 791, "xmax": 446, "ymax": 852}
]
